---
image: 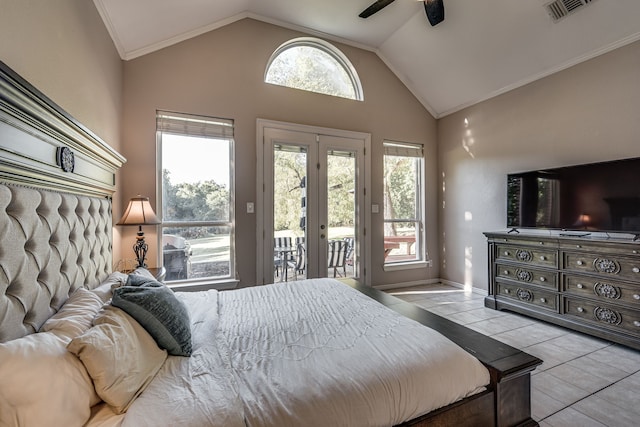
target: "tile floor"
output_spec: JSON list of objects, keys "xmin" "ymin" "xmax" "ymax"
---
[{"xmin": 385, "ymin": 283, "xmax": 640, "ymax": 427}]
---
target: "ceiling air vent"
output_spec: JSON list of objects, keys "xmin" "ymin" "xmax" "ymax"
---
[{"xmin": 546, "ymin": 0, "xmax": 596, "ymax": 22}]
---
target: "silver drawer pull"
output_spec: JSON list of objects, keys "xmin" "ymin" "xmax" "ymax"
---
[
  {"xmin": 540, "ymin": 298, "xmax": 547, "ymax": 303},
  {"xmin": 633, "ymin": 294, "xmax": 640, "ymax": 300},
  {"xmin": 633, "ymin": 267, "xmax": 640, "ymax": 273},
  {"xmin": 577, "ymin": 307, "xmax": 585, "ymax": 313},
  {"xmin": 504, "ymin": 251, "xmax": 510, "ymax": 256},
  {"xmin": 504, "ymin": 270, "xmax": 509, "ymax": 275},
  {"xmin": 504, "ymin": 289, "xmax": 510, "ymax": 294},
  {"xmin": 635, "ymin": 321, "xmax": 640, "ymax": 327},
  {"xmin": 577, "ymin": 260, "xmax": 584, "ymax": 266},
  {"xmin": 577, "ymin": 283, "xmax": 584, "ymax": 289},
  {"xmin": 539, "ymin": 242, "xmax": 544, "ymax": 245},
  {"xmin": 540, "ymin": 277, "xmax": 546, "ymax": 282},
  {"xmin": 576, "ymin": 245, "xmax": 582, "ymax": 249},
  {"xmin": 633, "ymin": 250, "xmax": 638, "ymax": 254},
  {"xmin": 540, "ymin": 256, "xmax": 546, "ymax": 261}
]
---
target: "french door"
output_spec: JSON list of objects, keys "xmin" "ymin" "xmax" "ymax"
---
[{"xmin": 256, "ymin": 119, "xmax": 370, "ymax": 285}]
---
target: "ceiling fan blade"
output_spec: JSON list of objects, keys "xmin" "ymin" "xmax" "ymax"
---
[
  {"xmin": 424, "ymin": 0, "xmax": 445, "ymax": 26},
  {"xmin": 359, "ymin": 0, "xmax": 397, "ymax": 18}
]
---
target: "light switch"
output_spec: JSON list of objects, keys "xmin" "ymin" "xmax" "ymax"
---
[
  {"xmin": 247, "ymin": 202, "xmax": 255, "ymax": 214},
  {"xmin": 372, "ymin": 203, "xmax": 379, "ymax": 214}
]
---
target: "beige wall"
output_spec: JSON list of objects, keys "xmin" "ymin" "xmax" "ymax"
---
[
  {"xmin": 121, "ymin": 18, "xmax": 437, "ymax": 286},
  {"xmin": 438, "ymin": 40, "xmax": 640, "ymax": 291},
  {"xmin": 0, "ymin": 0, "xmax": 124, "ymax": 262}
]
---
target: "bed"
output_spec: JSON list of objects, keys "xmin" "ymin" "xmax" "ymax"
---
[{"xmin": 0, "ymin": 61, "xmax": 541, "ymax": 427}]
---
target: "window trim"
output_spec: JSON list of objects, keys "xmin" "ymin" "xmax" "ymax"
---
[
  {"xmin": 382, "ymin": 140, "xmax": 428, "ymax": 269},
  {"xmin": 264, "ymin": 37, "xmax": 364, "ymax": 101},
  {"xmin": 156, "ymin": 110, "xmax": 236, "ymax": 287}
]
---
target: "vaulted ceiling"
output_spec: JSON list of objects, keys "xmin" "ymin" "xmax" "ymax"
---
[{"xmin": 94, "ymin": 0, "xmax": 640, "ymax": 118}]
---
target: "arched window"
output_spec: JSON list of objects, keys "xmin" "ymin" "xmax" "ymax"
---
[{"xmin": 265, "ymin": 37, "xmax": 363, "ymax": 101}]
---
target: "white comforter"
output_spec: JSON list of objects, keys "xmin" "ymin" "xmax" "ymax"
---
[{"xmin": 88, "ymin": 278, "xmax": 490, "ymax": 427}]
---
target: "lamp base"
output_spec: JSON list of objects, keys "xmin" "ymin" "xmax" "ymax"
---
[{"xmin": 132, "ymin": 226, "xmax": 149, "ymax": 268}]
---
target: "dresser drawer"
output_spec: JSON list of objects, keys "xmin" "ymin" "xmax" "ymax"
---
[
  {"xmin": 496, "ymin": 244, "xmax": 557, "ymax": 268},
  {"xmin": 561, "ymin": 241, "xmax": 640, "ymax": 258},
  {"xmin": 562, "ymin": 252, "xmax": 640, "ymax": 282},
  {"xmin": 564, "ymin": 297, "xmax": 640, "ymax": 338},
  {"xmin": 563, "ymin": 274, "xmax": 640, "ymax": 307},
  {"xmin": 497, "ymin": 282, "xmax": 558, "ymax": 312},
  {"xmin": 489, "ymin": 235, "xmax": 556, "ymax": 247},
  {"xmin": 496, "ymin": 263, "xmax": 558, "ymax": 290}
]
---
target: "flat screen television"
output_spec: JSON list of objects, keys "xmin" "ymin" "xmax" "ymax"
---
[{"xmin": 507, "ymin": 157, "xmax": 640, "ymax": 234}]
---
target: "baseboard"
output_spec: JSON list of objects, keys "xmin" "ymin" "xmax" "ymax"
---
[
  {"xmin": 374, "ymin": 278, "xmax": 489, "ymax": 297},
  {"xmin": 373, "ymin": 278, "xmax": 440, "ymax": 291},
  {"xmin": 439, "ymin": 279, "xmax": 488, "ymax": 297}
]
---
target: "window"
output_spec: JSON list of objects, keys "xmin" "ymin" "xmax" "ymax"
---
[
  {"xmin": 507, "ymin": 175, "xmax": 560, "ymax": 228},
  {"xmin": 383, "ymin": 141, "xmax": 426, "ymax": 266},
  {"xmin": 156, "ymin": 111, "xmax": 235, "ymax": 283},
  {"xmin": 265, "ymin": 37, "xmax": 363, "ymax": 101}
]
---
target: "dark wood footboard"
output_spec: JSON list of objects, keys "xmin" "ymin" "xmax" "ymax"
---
[{"xmin": 342, "ymin": 279, "xmax": 542, "ymax": 427}]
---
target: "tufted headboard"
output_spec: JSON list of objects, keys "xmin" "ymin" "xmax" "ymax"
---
[
  {"xmin": 0, "ymin": 61, "xmax": 125, "ymax": 342},
  {"xmin": 0, "ymin": 184, "xmax": 113, "ymax": 341}
]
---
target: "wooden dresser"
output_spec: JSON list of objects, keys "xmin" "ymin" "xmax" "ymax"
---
[{"xmin": 484, "ymin": 231, "xmax": 640, "ymax": 350}]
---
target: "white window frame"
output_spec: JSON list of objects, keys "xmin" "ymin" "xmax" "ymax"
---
[
  {"xmin": 382, "ymin": 140, "xmax": 429, "ymax": 271},
  {"xmin": 156, "ymin": 110, "xmax": 237, "ymax": 288},
  {"xmin": 264, "ymin": 37, "xmax": 364, "ymax": 101}
]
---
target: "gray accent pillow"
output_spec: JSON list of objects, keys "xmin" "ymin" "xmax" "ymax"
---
[
  {"xmin": 111, "ymin": 277, "xmax": 192, "ymax": 356},
  {"xmin": 125, "ymin": 274, "xmax": 156, "ymax": 287}
]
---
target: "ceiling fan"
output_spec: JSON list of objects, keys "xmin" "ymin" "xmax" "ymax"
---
[{"xmin": 359, "ymin": 0, "xmax": 445, "ymax": 26}]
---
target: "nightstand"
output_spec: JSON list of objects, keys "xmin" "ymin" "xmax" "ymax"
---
[{"xmin": 121, "ymin": 266, "xmax": 166, "ymax": 282}]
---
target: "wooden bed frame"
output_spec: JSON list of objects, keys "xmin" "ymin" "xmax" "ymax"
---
[{"xmin": 0, "ymin": 60, "xmax": 541, "ymax": 427}]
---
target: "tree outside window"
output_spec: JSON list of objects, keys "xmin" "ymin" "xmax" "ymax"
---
[
  {"xmin": 272, "ymin": 147, "xmax": 355, "ymax": 235},
  {"xmin": 265, "ymin": 37, "xmax": 363, "ymax": 101}
]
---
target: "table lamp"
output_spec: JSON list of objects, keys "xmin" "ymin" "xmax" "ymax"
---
[
  {"xmin": 573, "ymin": 213, "xmax": 591, "ymax": 230},
  {"xmin": 117, "ymin": 196, "xmax": 160, "ymax": 268}
]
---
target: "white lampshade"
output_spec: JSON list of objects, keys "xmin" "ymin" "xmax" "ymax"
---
[{"xmin": 117, "ymin": 196, "xmax": 160, "ymax": 226}]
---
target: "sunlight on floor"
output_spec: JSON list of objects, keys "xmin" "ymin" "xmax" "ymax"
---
[{"xmin": 388, "ymin": 289, "xmax": 466, "ymax": 296}]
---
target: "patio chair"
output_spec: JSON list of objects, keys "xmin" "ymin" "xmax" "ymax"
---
[
  {"xmin": 274, "ymin": 237, "xmax": 293, "ymax": 279},
  {"xmin": 287, "ymin": 242, "xmax": 306, "ymax": 280},
  {"xmin": 343, "ymin": 237, "xmax": 354, "ymax": 276},
  {"xmin": 328, "ymin": 239, "xmax": 348, "ymax": 278}
]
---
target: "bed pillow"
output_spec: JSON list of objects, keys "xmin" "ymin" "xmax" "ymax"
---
[
  {"xmin": 1, "ymin": 289, "xmax": 103, "ymax": 427},
  {"xmin": 89, "ymin": 269, "xmax": 151, "ymax": 302},
  {"xmin": 129, "ymin": 267, "xmax": 156, "ymax": 280},
  {"xmin": 91, "ymin": 271, "xmax": 129, "ymax": 302},
  {"xmin": 40, "ymin": 287, "xmax": 104, "ymax": 340},
  {"xmin": 67, "ymin": 305, "xmax": 168, "ymax": 414},
  {"xmin": 112, "ymin": 279, "xmax": 192, "ymax": 356}
]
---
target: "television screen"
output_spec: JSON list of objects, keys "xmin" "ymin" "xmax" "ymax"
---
[{"xmin": 507, "ymin": 157, "xmax": 640, "ymax": 233}]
